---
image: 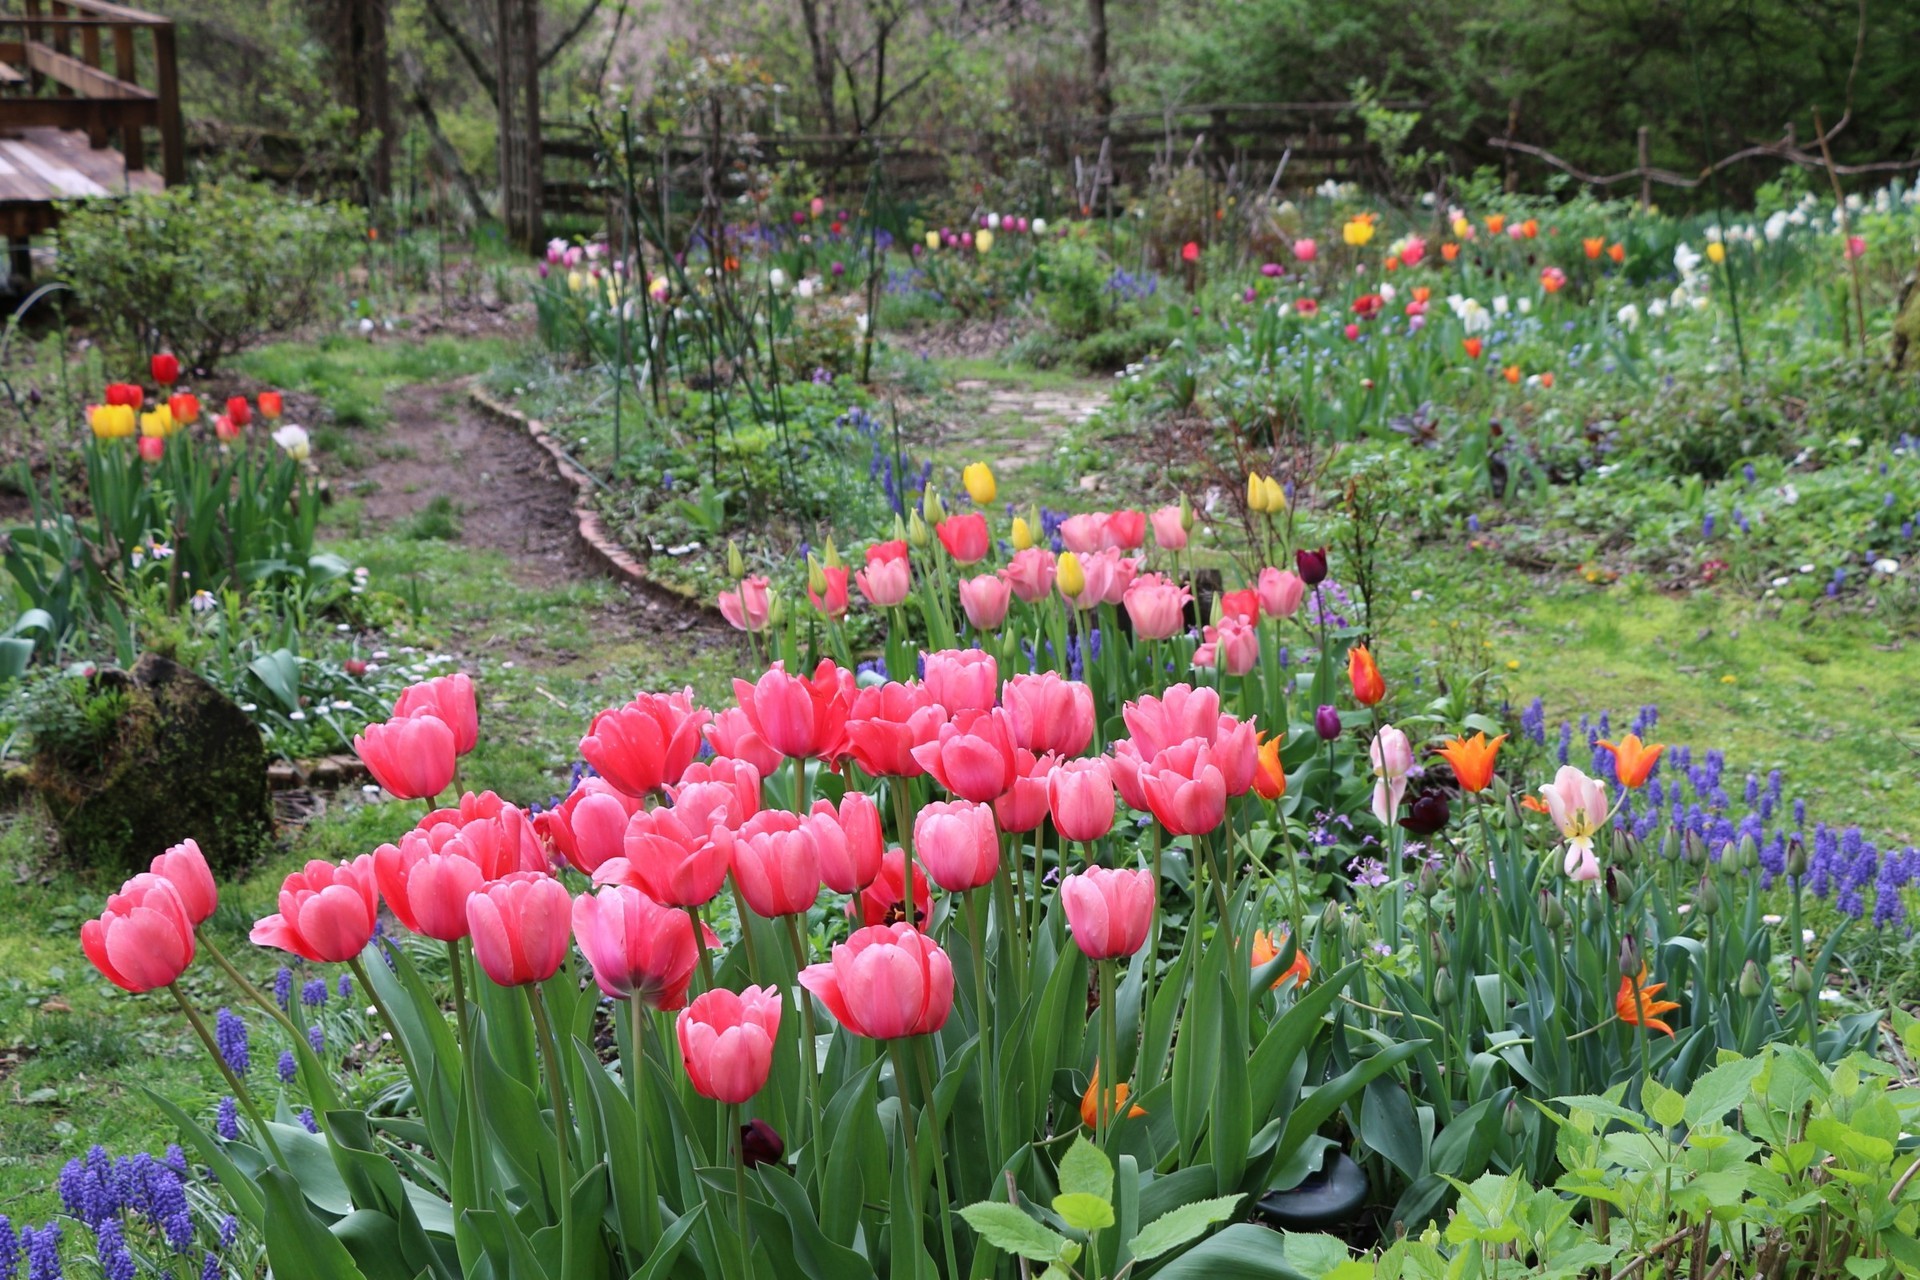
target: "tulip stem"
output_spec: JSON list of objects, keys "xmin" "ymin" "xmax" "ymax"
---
[
  {"xmin": 347, "ymin": 956, "xmax": 422, "ymax": 1096},
  {"xmin": 886, "ymin": 1040, "xmax": 926, "ymax": 1280},
  {"xmin": 1098, "ymin": 958, "xmax": 1121, "ymax": 1145},
  {"xmin": 730, "ymin": 1103, "xmax": 754, "ymax": 1280},
  {"xmin": 168, "ymin": 982, "xmax": 288, "ymax": 1166},
  {"xmin": 447, "ymin": 941, "xmax": 486, "ymax": 1212},
  {"xmin": 688, "ymin": 906, "xmax": 718, "ymax": 994},
  {"xmin": 201, "ymin": 936, "xmax": 301, "ymax": 1042},
  {"xmin": 525, "ymin": 983, "xmax": 575, "ymax": 1264},
  {"xmin": 965, "ymin": 889, "xmax": 1000, "ymax": 1157},
  {"xmin": 784, "ymin": 915, "xmax": 824, "ymax": 1156},
  {"xmin": 913, "ymin": 1037, "xmax": 962, "ymax": 1280},
  {"xmin": 627, "ymin": 999, "xmax": 662, "ymax": 1251}
]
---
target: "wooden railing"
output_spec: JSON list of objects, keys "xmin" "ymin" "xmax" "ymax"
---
[{"xmin": 0, "ymin": 0, "xmax": 183, "ymax": 185}]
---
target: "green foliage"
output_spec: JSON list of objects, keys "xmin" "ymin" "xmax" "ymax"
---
[{"xmin": 58, "ymin": 185, "xmax": 364, "ymax": 369}]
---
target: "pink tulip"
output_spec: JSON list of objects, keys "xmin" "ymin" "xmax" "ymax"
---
[
  {"xmin": 911, "ymin": 707, "xmax": 1019, "ymax": 801},
  {"xmin": 707, "ymin": 706, "xmax": 785, "ymax": 781},
  {"xmin": 914, "ymin": 799, "xmax": 1000, "ymax": 892},
  {"xmin": 958, "ymin": 573, "xmax": 1013, "ymax": 630},
  {"xmin": 992, "ymin": 748, "xmax": 1054, "ymax": 833},
  {"xmin": 1060, "ymin": 512, "xmax": 1112, "ymax": 554},
  {"xmin": 852, "ymin": 847, "xmax": 931, "ymax": 928},
  {"xmin": 718, "ymin": 576, "xmax": 772, "ymax": 632},
  {"xmin": 1060, "ymin": 548, "xmax": 1118, "ymax": 611},
  {"xmin": 671, "ymin": 756, "xmax": 763, "ymax": 826},
  {"xmin": 1123, "ymin": 573, "xmax": 1192, "ymax": 641},
  {"xmin": 1541, "ymin": 764, "xmax": 1609, "ymax": 881},
  {"xmin": 1193, "ymin": 617, "xmax": 1259, "ymax": 676},
  {"xmin": 733, "ymin": 660, "xmax": 853, "ymax": 761},
  {"xmin": 1060, "ymin": 867, "xmax": 1155, "ymax": 959},
  {"xmin": 571, "ymin": 885, "xmax": 700, "ymax": 1009},
  {"xmin": 1100, "ymin": 551, "xmax": 1140, "ymax": 605},
  {"xmin": 935, "ymin": 513, "xmax": 990, "ymax": 563},
  {"xmin": 149, "ymin": 838, "xmax": 217, "ymax": 926},
  {"xmin": 1123, "ymin": 685, "xmax": 1222, "ymax": 760},
  {"xmin": 1140, "ymin": 740, "xmax": 1228, "ymax": 836},
  {"xmin": 1048, "ymin": 758, "xmax": 1116, "ymax": 842},
  {"xmin": 467, "ymin": 872, "xmax": 572, "ymax": 986},
  {"xmin": 1844, "ymin": 235, "xmax": 1866, "ymax": 261},
  {"xmin": 1001, "ymin": 671, "xmax": 1094, "ymax": 757},
  {"xmin": 250, "ymin": 857, "xmax": 380, "ymax": 963},
  {"xmin": 355, "ymin": 713, "xmax": 458, "ymax": 801},
  {"xmin": 1000, "ymin": 548, "xmax": 1057, "ymax": 603},
  {"xmin": 416, "ymin": 796, "xmax": 546, "ymax": 879},
  {"xmin": 923, "ymin": 648, "xmax": 998, "ymax": 714},
  {"xmin": 727, "ymin": 809, "xmax": 824, "ymax": 918},
  {"xmin": 1150, "ymin": 505, "xmax": 1188, "ymax": 551},
  {"xmin": 1106, "ymin": 510, "xmax": 1147, "ymax": 550},
  {"xmin": 677, "ymin": 985, "xmax": 782, "ymax": 1103},
  {"xmin": 1107, "ymin": 740, "xmax": 1153, "ymax": 812},
  {"xmin": 81, "ymin": 874, "xmax": 196, "ymax": 992},
  {"xmin": 375, "ymin": 829, "xmax": 485, "ymax": 939},
  {"xmin": 799, "ymin": 923, "xmax": 955, "ymax": 1039},
  {"xmin": 1292, "ymin": 238, "xmax": 1318, "ymax": 262},
  {"xmin": 844, "ymin": 681, "xmax": 945, "ymax": 778},
  {"xmin": 598, "ymin": 801, "xmax": 731, "ymax": 907},
  {"xmin": 537, "ymin": 779, "xmax": 642, "ymax": 873},
  {"xmin": 818, "ymin": 792, "xmax": 884, "ymax": 892},
  {"xmin": 1210, "ymin": 715, "xmax": 1261, "ymax": 797},
  {"xmin": 579, "ymin": 690, "xmax": 712, "ymax": 799},
  {"xmin": 855, "ymin": 554, "xmax": 912, "ymax": 607},
  {"xmin": 1370, "ymin": 726, "xmax": 1414, "ymax": 826},
  {"xmin": 1257, "ymin": 567, "xmax": 1306, "ymax": 619},
  {"xmin": 808, "ymin": 565, "xmax": 850, "ymax": 620},
  {"xmin": 394, "ymin": 673, "xmax": 479, "ymax": 755}
]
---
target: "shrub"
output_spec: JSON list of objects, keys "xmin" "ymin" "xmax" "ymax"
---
[{"xmin": 57, "ymin": 184, "xmax": 364, "ymax": 369}]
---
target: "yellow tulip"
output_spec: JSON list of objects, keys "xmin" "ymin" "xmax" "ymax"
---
[
  {"xmin": 975, "ymin": 229, "xmax": 994, "ymax": 254},
  {"xmin": 1342, "ymin": 216, "xmax": 1376, "ymax": 247},
  {"xmin": 567, "ymin": 271, "xmax": 585, "ymax": 292},
  {"xmin": 1261, "ymin": 476, "xmax": 1287, "ymax": 511},
  {"xmin": 90, "ymin": 404, "xmax": 135, "ymax": 439},
  {"xmin": 139, "ymin": 406, "xmax": 174, "ymax": 438},
  {"xmin": 1451, "ymin": 215, "xmax": 1471, "ymax": 238},
  {"xmin": 1705, "ymin": 241, "xmax": 1726, "ymax": 264},
  {"xmin": 962, "ymin": 462, "xmax": 997, "ymax": 505},
  {"xmin": 925, "ymin": 231, "xmax": 941, "ymax": 251},
  {"xmin": 1247, "ymin": 471, "xmax": 1266, "ymax": 512},
  {"xmin": 1011, "ymin": 516, "xmax": 1035, "ymax": 550},
  {"xmin": 1057, "ymin": 551, "xmax": 1086, "ymax": 599}
]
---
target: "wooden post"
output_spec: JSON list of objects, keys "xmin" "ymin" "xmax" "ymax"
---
[
  {"xmin": 23, "ymin": 0, "xmax": 42, "ymax": 94},
  {"xmin": 1637, "ymin": 126, "xmax": 1651, "ymax": 212},
  {"xmin": 80, "ymin": 19, "xmax": 104, "ymax": 147},
  {"xmin": 112, "ymin": 23, "xmax": 142, "ymax": 171},
  {"xmin": 152, "ymin": 20, "xmax": 183, "ymax": 185}
]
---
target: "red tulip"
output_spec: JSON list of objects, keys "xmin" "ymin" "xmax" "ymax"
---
[
  {"xmin": 355, "ymin": 713, "xmax": 457, "ymax": 801},
  {"xmin": 225, "ymin": 396, "xmax": 252, "ymax": 428},
  {"xmin": 250, "ymin": 857, "xmax": 379, "ymax": 963},
  {"xmin": 913, "ymin": 799, "xmax": 1000, "ymax": 892},
  {"xmin": 1001, "ymin": 671, "xmax": 1094, "ymax": 757},
  {"xmin": 105, "ymin": 382, "xmax": 144, "ymax": 409},
  {"xmin": 851, "ymin": 846, "xmax": 932, "ymax": 927},
  {"xmin": 214, "ymin": 414, "xmax": 241, "ymax": 443},
  {"xmin": 150, "ymin": 353, "xmax": 180, "ymax": 386},
  {"xmin": 923, "ymin": 648, "xmax": 998, "ymax": 715},
  {"xmin": 1122, "ymin": 684, "xmax": 1222, "ymax": 760},
  {"xmin": 678, "ymin": 985, "xmax": 782, "ymax": 1103},
  {"xmin": 935, "ymin": 512, "xmax": 990, "ymax": 564},
  {"xmin": 1181, "ymin": 241, "xmax": 1200, "ymax": 263},
  {"xmin": 1348, "ymin": 645, "xmax": 1386, "ymax": 707},
  {"xmin": 536, "ymin": 777, "xmax": 644, "ymax": 874},
  {"xmin": 1106, "ymin": 509, "xmax": 1147, "ymax": 550},
  {"xmin": 374, "ymin": 830, "xmax": 485, "ymax": 940},
  {"xmin": 726, "ymin": 809, "xmax": 825, "ymax": 918},
  {"xmin": 167, "ymin": 393, "xmax": 200, "ymax": 426},
  {"xmin": 1060, "ymin": 866, "xmax": 1155, "ymax": 959},
  {"xmin": 81, "ymin": 874, "xmax": 196, "ymax": 992},
  {"xmin": 257, "ymin": 390, "xmax": 284, "ymax": 420},
  {"xmin": 571, "ymin": 885, "xmax": 700, "ymax": 1009},
  {"xmin": 799, "ymin": 923, "xmax": 955, "ymax": 1039},
  {"xmin": 1218, "ymin": 589, "xmax": 1259, "ymax": 624},
  {"xmin": 467, "ymin": 872, "xmax": 572, "ymax": 986},
  {"xmin": 818, "ymin": 792, "xmax": 884, "ymax": 893},
  {"xmin": 598, "ymin": 801, "xmax": 731, "ymax": 907},
  {"xmin": 149, "ymin": 838, "xmax": 217, "ymax": 926},
  {"xmin": 706, "ymin": 706, "xmax": 785, "ymax": 781},
  {"xmin": 808, "ymin": 564, "xmax": 850, "ymax": 620},
  {"xmin": 138, "ymin": 435, "xmax": 164, "ymax": 463},
  {"xmin": 911, "ymin": 707, "xmax": 1019, "ymax": 802},
  {"xmin": 992, "ymin": 748, "xmax": 1054, "ymax": 833},
  {"xmin": 958, "ymin": 573, "xmax": 1013, "ymax": 630},
  {"xmin": 844, "ymin": 681, "xmax": 945, "ymax": 778},
  {"xmin": 395, "ymin": 673, "xmax": 479, "ymax": 755},
  {"xmin": 579, "ymin": 691, "xmax": 711, "ymax": 798},
  {"xmin": 1462, "ymin": 337, "xmax": 1484, "ymax": 360},
  {"xmin": 1139, "ymin": 739, "xmax": 1228, "ymax": 836},
  {"xmin": 1048, "ymin": 758, "xmax": 1116, "ymax": 842},
  {"xmin": 732, "ymin": 660, "xmax": 853, "ymax": 761}
]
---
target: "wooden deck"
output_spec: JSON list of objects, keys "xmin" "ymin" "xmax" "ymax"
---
[{"xmin": 0, "ymin": 0, "xmax": 180, "ymax": 279}]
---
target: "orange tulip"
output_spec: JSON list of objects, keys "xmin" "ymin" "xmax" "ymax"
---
[
  {"xmin": 1520, "ymin": 219, "xmax": 1539, "ymax": 239},
  {"xmin": 1597, "ymin": 733, "xmax": 1665, "ymax": 788},
  {"xmin": 1252, "ymin": 929, "xmax": 1311, "ymax": 989},
  {"xmin": 1347, "ymin": 644, "xmax": 1385, "ymax": 706},
  {"xmin": 1253, "ymin": 733, "xmax": 1287, "ymax": 801},
  {"xmin": 1540, "ymin": 372, "xmax": 1555, "ymax": 388},
  {"xmin": 1080, "ymin": 1063, "xmax": 1146, "ymax": 1128},
  {"xmin": 1503, "ymin": 365, "xmax": 1521, "ymax": 384},
  {"xmin": 1607, "ymin": 243, "xmax": 1625, "ymax": 264},
  {"xmin": 1412, "ymin": 286, "xmax": 1431, "ymax": 303},
  {"xmin": 1441, "ymin": 243, "xmax": 1460, "ymax": 262},
  {"xmin": 1617, "ymin": 963, "xmax": 1681, "ymax": 1037},
  {"xmin": 1435, "ymin": 732, "xmax": 1506, "ymax": 793},
  {"xmin": 1485, "ymin": 215, "xmax": 1506, "ymax": 235},
  {"xmin": 1583, "ymin": 237, "xmax": 1605, "ymax": 259},
  {"xmin": 1462, "ymin": 337, "xmax": 1484, "ymax": 360},
  {"xmin": 1519, "ymin": 794, "xmax": 1551, "ymax": 814}
]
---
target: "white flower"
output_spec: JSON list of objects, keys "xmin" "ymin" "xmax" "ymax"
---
[
  {"xmin": 190, "ymin": 590, "xmax": 215, "ymax": 612},
  {"xmin": 1379, "ymin": 283, "xmax": 1396, "ymax": 302},
  {"xmin": 855, "ymin": 313, "xmax": 870, "ymax": 335},
  {"xmin": 1458, "ymin": 299, "xmax": 1491, "ymax": 334},
  {"xmin": 1616, "ymin": 303, "xmax": 1641, "ymax": 331},
  {"xmin": 1873, "ymin": 558, "xmax": 1899, "ymax": 574},
  {"xmin": 1031, "ymin": 218, "xmax": 1047, "ymax": 235},
  {"xmin": 1690, "ymin": 296, "xmax": 1710, "ymax": 311},
  {"xmin": 1517, "ymin": 297, "xmax": 1532, "ymax": 314},
  {"xmin": 358, "ymin": 317, "xmax": 375, "ymax": 334},
  {"xmin": 768, "ymin": 268, "xmax": 788, "ymax": 291},
  {"xmin": 1647, "ymin": 298, "xmax": 1668, "ymax": 318},
  {"xmin": 1778, "ymin": 485, "xmax": 1799, "ymax": 505},
  {"xmin": 1673, "ymin": 243, "xmax": 1702, "ymax": 276},
  {"xmin": 1316, "ymin": 179, "xmax": 1342, "ymax": 199},
  {"xmin": 289, "ymin": 710, "xmax": 307, "ymax": 722},
  {"xmin": 272, "ymin": 424, "xmax": 311, "ymax": 461},
  {"xmin": 987, "ymin": 212, "xmax": 1001, "ymax": 230},
  {"xmin": 796, "ymin": 277, "xmax": 817, "ymax": 299},
  {"xmin": 1492, "ymin": 295, "xmax": 1509, "ymax": 314}
]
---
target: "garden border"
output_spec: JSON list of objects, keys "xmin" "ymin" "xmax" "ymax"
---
[{"xmin": 464, "ymin": 383, "xmax": 730, "ymax": 626}]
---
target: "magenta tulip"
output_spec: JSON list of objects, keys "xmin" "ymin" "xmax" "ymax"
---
[
  {"xmin": 844, "ymin": 681, "xmax": 945, "ymax": 778},
  {"xmin": 1001, "ymin": 671, "xmax": 1094, "ymax": 757},
  {"xmin": 911, "ymin": 707, "xmax": 1019, "ymax": 802},
  {"xmin": 1149, "ymin": 505, "xmax": 1187, "ymax": 551},
  {"xmin": 727, "ymin": 810, "xmax": 824, "ymax": 918},
  {"xmin": 250, "ymin": 857, "xmax": 380, "ymax": 963},
  {"xmin": 572, "ymin": 885, "xmax": 700, "ymax": 1009},
  {"xmin": 394, "ymin": 673, "xmax": 479, "ymax": 755},
  {"xmin": 537, "ymin": 778, "xmax": 645, "ymax": 874},
  {"xmin": 1048, "ymin": 758, "xmax": 1117, "ymax": 842},
  {"xmin": 374, "ymin": 830, "xmax": 485, "ymax": 940},
  {"xmin": 733, "ymin": 660, "xmax": 853, "ymax": 761},
  {"xmin": 818, "ymin": 792, "xmax": 884, "ymax": 893},
  {"xmin": 149, "ymin": 838, "xmax": 217, "ymax": 926},
  {"xmin": 992, "ymin": 748, "xmax": 1054, "ymax": 834},
  {"xmin": 922, "ymin": 648, "xmax": 998, "ymax": 714},
  {"xmin": 913, "ymin": 799, "xmax": 1000, "ymax": 892}
]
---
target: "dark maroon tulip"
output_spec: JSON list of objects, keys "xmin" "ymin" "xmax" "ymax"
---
[
  {"xmin": 740, "ymin": 1119, "xmax": 784, "ymax": 1168},
  {"xmin": 1314, "ymin": 705, "xmax": 1342, "ymax": 741},
  {"xmin": 1400, "ymin": 791, "xmax": 1451, "ymax": 836},
  {"xmin": 1296, "ymin": 547, "xmax": 1329, "ymax": 586}
]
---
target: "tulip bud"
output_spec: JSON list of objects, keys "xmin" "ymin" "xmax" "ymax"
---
[
  {"xmin": 1403, "ymin": 791, "xmax": 1451, "ymax": 837},
  {"xmin": 1056, "ymin": 551, "xmax": 1086, "ymax": 599},
  {"xmin": 1661, "ymin": 827, "xmax": 1680, "ymax": 863},
  {"xmin": 1450, "ymin": 851, "xmax": 1475, "ymax": 891},
  {"xmin": 1320, "ymin": 900, "xmax": 1344, "ymax": 937},
  {"xmin": 1179, "ymin": 493, "xmax": 1194, "ymax": 532},
  {"xmin": 1684, "ymin": 830, "xmax": 1706, "ymax": 866},
  {"xmin": 807, "ymin": 553, "xmax": 829, "ymax": 599},
  {"xmin": 1617, "ymin": 933, "xmax": 1640, "ymax": 979},
  {"xmin": 1433, "ymin": 966, "xmax": 1455, "ymax": 1006},
  {"xmin": 1538, "ymin": 889, "xmax": 1566, "ymax": 931},
  {"xmin": 1247, "ymin": 472, "xmax": 1268, "ymax": 513},
  {"xmin": 1694, "ymin": 873, "xmax": 1720, "ymax": 917},
  {"xmin": 822, "ymin": 536, "xmax": 844, "ymax": 570},
  {"xmin": 1314, "ymin": 705, "xmax": 1342, "ymax": 741},
  {"xmin": 1615, "ymin": 830, "xmax": 1639, "ymax": 866},
  {"xmin": 1786, "ymin": 836, "xmax": 1808, "ymax": 879},
  {"xmin": 766, "ymin": 590, "xmax": 787, "ymax": 627},
  {"xmin": 1344, "ymin": 912, "xmax": 1368, "ymax": 950},
  {"xmin": 892, "ymin": 513, "xmax": 909, "ymax": 543},
  {"xmin": 1789, "ymin": 957, "xmax": 1813, "ymax": 994},
  {"xmin": 1417, "ymin": 861, "xmax": 1440, "ymax": 899},
  {"xmin": 1505, "ymin": 791, "xmax": 1525, "ymax": 830},
  {"xmin": 1605, "ymin": 865, "xmax": 1632, "ymax": 904},
  {"xmin": 1503, "ymin": 1097, "xmax": 1524, "ymax": 1137},
  {"xmin": 1738, "ymin": 960, "xmax": 1763, "ymax": 999},
  {"xmin": 1011, "ymin": 517, "xmax": 1035, "ymax": 550},
  {"xmin": 1737, "ymin": 834, "xmax": 1759, "ymax": 871},
  {"xmin": 907, "ymin": 511, "xmax": 930, "ymax": 549},
  {"xmin": 1295, "ymin": 546, "xmax": 1329, "ymax": 586},
  {"xmin": 1431, "ymin": 931, "xmax": 1451, "ymax": 966},
  {"xmin": 922, "ymin": 485, "xmax": 946, "ymax": 525},
  {"xmin": 727, "ymin": 540, "xmax": 746, "ymax": 579},
  {"xmin": 740, "ymin": 1119, "xmax": 785, "ymax": 1167}
]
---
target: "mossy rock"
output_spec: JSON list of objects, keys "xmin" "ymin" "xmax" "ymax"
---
[{"xmin": 30, "ymin": 653, "xmax": 275, "ymax": 878}]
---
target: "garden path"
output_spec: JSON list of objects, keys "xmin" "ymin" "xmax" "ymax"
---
[{"xmin": 932, "ymin": 372, "xmax": 1111, "ymax": 492}]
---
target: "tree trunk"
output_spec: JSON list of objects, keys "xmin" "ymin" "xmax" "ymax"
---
[
  {"xmin": 493, "ymin": 0, "xmax": 542, "ymax": 250},
  {"xmin": 796, "ymin": 0, "xmax": 839, "ymax": 134},
  {"xmin": 1086, "ymin": 0, "xmax": 1110, "ymax": 133}
]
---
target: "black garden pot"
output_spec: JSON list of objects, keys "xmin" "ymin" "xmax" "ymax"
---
[{"xmin": 1254, "ymin": 1150, "xmax": 1370, "ymax": 1231}]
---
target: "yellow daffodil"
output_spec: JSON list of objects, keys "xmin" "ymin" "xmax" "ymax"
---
[{"xmin": 962, "ymin": 462, "xmax": 997, "ymax": 505}]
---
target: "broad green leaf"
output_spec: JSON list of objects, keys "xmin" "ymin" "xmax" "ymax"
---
[
  {"xmin": 1146, "ymin": 1223, "xmax": 1312, "ymax": 1278},
  {"xmin": 259, "ymin": 1167, "xmax": 372, "ymax": 1280},
  {"xmin": 1684, "ymin": 1057, "xmax": 1766, "ymax": 1126},
  {"xmin": 1281, "ymin": 1231, "xmax": 1353, "ymax": 1275},
  {"xmin": 1058, "ymin": 1134, "xmax": 1113, "ymax": 1202},
  {"xmin": 958, "ymin": 1203, "xmax": 1072, "ymax": 1263},
  {"xmin": 1643, "ymin": 1078, "xmax": 1686, "ymax": 1129},
  {"xmin": 1053, "ymin": 1193, "xmax": 1115, "ymax": 1233},
  {"xmin": 1126, "ymin": 1193, "xmax": 1242, "ymax": 1261}
]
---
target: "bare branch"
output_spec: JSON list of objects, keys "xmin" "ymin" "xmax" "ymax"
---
[
  {"xmin": 419, "ymin": 0, "xmax": 497, "ymax": 106},
  {"xmin": 540, "ymin": 0, "xmax": 605, "ymax": 69}
]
